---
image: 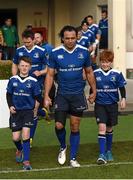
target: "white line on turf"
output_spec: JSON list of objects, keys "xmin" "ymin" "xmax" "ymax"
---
[{"xmin": 0, "ymin": 161, "xmax": 133, "ymax": 174}]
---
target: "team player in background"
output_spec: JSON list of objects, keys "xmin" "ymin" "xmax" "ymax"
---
[
  {"xmin": 84, "ymin": 15, "xmax": 101, "ymax": 70},
  {"xmin": 76, "ymin": 26, "xmax": 95, "ymax": 52},
  {"xmin": 44, "ymin": 25, "xmax": 96, "ymax": 167},
  {"xmin": 34, "ymin": 32, "xmax": 54, "ymax": 56},
  {"xmin": 12, "ymin": 29, "xmax": 48, "ymax": 147},
  {"xmin": 80, "ymin": 20, "xmax": 96, "ymax": 55},
  {"xmin": 6, "ymin": 56, "xmax": 42, "ymax": 170},
  {"xmin": 93, "ymin": 50, "xmax": 126, "ymax": 165},
  {"xmin": 98, "ymin": 10, "xmax": 108, "ymax": 50},
  {"xmin": 85, "ymin": 15, "xmax": 101, "ymax": 45},
  {"xmin": 34, "ymin": 32, "xmax": 56, "ymax": 111}
]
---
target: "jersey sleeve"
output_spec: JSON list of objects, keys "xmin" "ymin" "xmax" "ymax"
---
[
  {"xmin": 84, "ymin": 51, "xmax": 91, "ymax": 68},
  {"xmin": 90, "ymin": 33, "xmax": 95, "ymax": 44},
  {"xmin": 41, "ymin": 49, "xmax": 48, "ymax": 66},
  {"xmin": 6, "ymin": 79, "xmax": 13, "ymax": 94},
  {"xmin": 47, "ymin": 51, "xmax": 56, "ymax": 69},
  {"xmin": 116, "ymin": 72, "xmax": 127, "ymax": 87},
  {"xmin": 32, "ymin": 81, "xmax": 42, "ymax": 97}
]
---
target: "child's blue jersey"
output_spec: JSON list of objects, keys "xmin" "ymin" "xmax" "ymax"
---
[
  {"xmin": 48, "ymin": 44, "xmax": 91, "ymax": 94},
  {"xmin": 13, "ymin": 45, "xmax": 47, "ymax": 83},
  {"xmin": 89, "ymin": 24, "xmax": 101, "ymax": 38},
  {"xmin": 6, "ymin": 75, "xmax": 41, "ymax": 110},
  {"xmin": 82, "ymin": 29, "xmax": 95, "ymax": 45},
  {"xmin": 94, "ymin": 68, "xmax": 127, "ymax": 105},
  {"xmin": 77, "ymin": 36, "xmax": 90, "ymax": 48}
]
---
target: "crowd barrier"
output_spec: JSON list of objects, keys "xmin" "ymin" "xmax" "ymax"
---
[{"xmin": 0, "ymin": 80, "xmax": 10, "ymax": 128}]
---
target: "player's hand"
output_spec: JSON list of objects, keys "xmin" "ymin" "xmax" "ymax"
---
[
  {"xmin": 90, "ymin": 50, "xmax": 95, "ymax": 57},
  {"xmin": 44, "ymin": 96, "xmax": 52, "ymax": 108},
  {"xmin": 10, "ymin": 106, "xmax": 16, "ymax": 114},
  {"xmin": 33, "ymin": 70, "xmax": 42, "ymax": 77},
  {"xmin": 120, "ymin": 98, "xmax": 126, "ymax": 110},
  {"xmin": 88, "ymin": 92, "xmax": 96, "ymax": 104}
]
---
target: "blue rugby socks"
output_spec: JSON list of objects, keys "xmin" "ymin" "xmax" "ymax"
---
[
  {"xmin": 98, "ymin": 134, "xmax": 106, "ymax": 155},
  {"xmin": 55, "ymin": 127, "xmax": 66, "ymax": 149},
  {"xmin": 30, "ymin": 117, "xmax": 38, "ymax": 139},
  {"xmin": 23, "ymin": 139, "xmax": 30, "ymax": 161},
  {"xmin": 13, "ymin": 140, "xmax": 23, "ymax": 151},
  {"xmin": 70, "ymin": 131, "xmax": 80, "ymax": 160},
  {"xmin": 106, "ymin": 131, "xmax": 113, "ymax": 152}
]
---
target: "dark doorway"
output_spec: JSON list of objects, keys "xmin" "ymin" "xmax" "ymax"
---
[{"xmin": 0, "ymin": 9, "xmax": 17, "ymax": 27}]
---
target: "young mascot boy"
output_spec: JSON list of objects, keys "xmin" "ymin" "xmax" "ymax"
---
[
  {"xmin": 94, "ymin": 50, "xmax": 126, "ymax": 164},
  {"xmin": 6, "ymin": 56, "xmax": 42, "ymax": 170}
]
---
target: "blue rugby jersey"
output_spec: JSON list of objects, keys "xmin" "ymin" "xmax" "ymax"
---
[
  {"xmin": 6, "ymin": 75, "xmax": 41, "ymax": 110},
  {"xmin": 94, "ymin": 68, "xmax": 127, "ymax": 105},
  {"xmin": 99, "ymin": 18, "xmax": 108, "ymax": 38},
  {"xmin": 81, "ymin": 29, "xmax": 95, "ymax": 45},
  {"xmin": 99, "ymin": 18, "xmax": 108, "ymax": 48},
  {"xmin": 77, "ymin": 36, "xmax": 90, "ymax": 48},
  {"xmin": 88, "ymin": 24, "xmax": 101, "ymax": 38},
  {"xmin": 13, "ymin": 45, "xmax": 47, "ymax": 83},
  {"xmin": 48, "ymin": 44, "xmax": 91, "ymax": 94}
]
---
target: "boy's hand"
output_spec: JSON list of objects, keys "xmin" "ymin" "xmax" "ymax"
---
[
  {"xmin": 120, "ymin": 98, "xmax": 126, "ymax": 110},
  {"xmin": 10, "ymin": 106, "xmax": 16, "ymax": 114}
]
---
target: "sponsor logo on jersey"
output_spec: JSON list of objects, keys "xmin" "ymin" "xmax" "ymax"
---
[
  {"xmin": 20, "ymin": 89, "xmax": 24, "ymax": 93},
  {"xmin": 103, "ymin": 85, "xmax": 109, "ymax": 89},
  {"xmin": 68, "ymin": 64, "xmax": 75, "ymax": 68},
  {"xmin": 57, "ymin": 54, "xmax": 64, "ymax": 60}
]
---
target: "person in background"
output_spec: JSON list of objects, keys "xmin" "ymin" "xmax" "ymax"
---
[
  {"xmin": 84, "ymin": 15, "xmax": 101, "ymax": 70},
  {"xmin": 0, "ymin": 28, "xmax": 4, "ymax": 60},
  {"xmin": 34, "ymin": 32, "xmax": 54, "ymax": 57},
  {"xmin": 98, "ymin": 10, "xmax": 108, "ymax": 50},
  {"xmin": 34, "ymin": 32, "xmax": 56, "ymax": 112},
  {"xmin": 6, "ymin": 56, "xmax": 42, "ymax": 170},
  {"xmin": 94, "ymin": 50, "xmax": 126, "ymax": 165},
  {"xmin": 44, "ymin": 25, "xmax": 96, "ymax": 167},
  {"xmin": 26, "ymin": 24, "xmax": 33, "ymax": 31},
  {"xmin": 2, "ymin": 18, "xmax": 19, "ymax": 60}
]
